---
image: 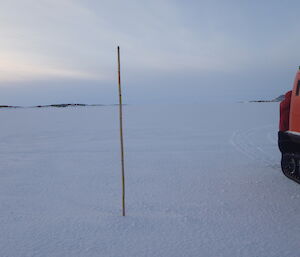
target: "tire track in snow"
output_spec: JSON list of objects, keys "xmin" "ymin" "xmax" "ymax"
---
[
  {"xmin": 230, "ymin": 125, "xmax": 280, "ymax": 168},
  {"xmin": 230, "ymin": 130, "xmax": 258, "ymax": 161}
]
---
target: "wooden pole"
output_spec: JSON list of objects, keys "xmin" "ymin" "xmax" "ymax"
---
[{"xmin": 117, "ymin": 46, "xmax": 126, "ymax": 216}]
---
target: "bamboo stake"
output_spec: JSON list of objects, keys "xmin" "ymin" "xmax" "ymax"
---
[{"xmin": 117, "ymin": 46, "xmax": 126, "ymax": 216}]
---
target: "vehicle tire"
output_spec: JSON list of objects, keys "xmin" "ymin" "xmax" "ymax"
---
[{"xmin": 281, "ymin": 154, "xmax": 297, "ymax": 176}]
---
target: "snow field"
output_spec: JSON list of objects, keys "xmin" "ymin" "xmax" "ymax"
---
[{"xmin": 0, "ymin": 103, "xmax": 299, "ymax": 257}]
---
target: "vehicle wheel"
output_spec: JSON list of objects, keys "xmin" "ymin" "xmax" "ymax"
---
[{"xmin": 281, "ymin": 154, "xmax": 297, "ymax": 176}]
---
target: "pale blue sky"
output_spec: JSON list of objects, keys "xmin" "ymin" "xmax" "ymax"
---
[{"xmin": 0, "ymin": 0, "xmax": 299, "ymax": 105}]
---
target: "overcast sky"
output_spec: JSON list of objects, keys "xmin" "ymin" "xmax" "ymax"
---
[{"xmin": 0, "ymin": 0, "xmax": 300, "ymax": 105}]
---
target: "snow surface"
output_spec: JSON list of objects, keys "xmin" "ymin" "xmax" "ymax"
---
[{"xmin": 0, "ymin": 103, "xmax": 299, "ymax": 257}]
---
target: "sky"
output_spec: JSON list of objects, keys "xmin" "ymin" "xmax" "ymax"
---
[{"xmin": 0, "ymin": 0, "xmax": 300, "ymax": 105}]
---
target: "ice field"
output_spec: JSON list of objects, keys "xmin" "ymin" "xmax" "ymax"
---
[{"xmin": 0, "ymin": 103, "xmax": 299, "ymax": 257}]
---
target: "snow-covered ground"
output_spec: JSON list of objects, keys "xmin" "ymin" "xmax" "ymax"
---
[{"xmin": 0, "ymin": 103, "xmax": 299, "ymax": 257}]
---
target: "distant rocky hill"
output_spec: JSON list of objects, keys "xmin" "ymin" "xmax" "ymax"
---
[
  {"xmin": 34, "ymin": 103, "xmax": 122, "ymax": 108},
  {"xmin": 249, "ymin": 94, "xmax": 284, "ymax": 103},
  {"xmin": 36, "ymin": 104, "xmax": 88, "ymax": 108},
  {"xmin": 272, "ymin": 95, "xmax": 285, "ymax": 102},
  {"xmin": 0, "ymin": 105, "xmax": 20, "ymax": 108},
  {"xmin": 0, "ymin": 103, "xmax": 121, "ymax": 109}
]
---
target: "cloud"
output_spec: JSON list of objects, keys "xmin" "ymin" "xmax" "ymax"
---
[
  {"xmin": 0, "ymin": 0, "xmax": 257, "ymax": 83},
  {"xmin": 0, "ymin": 0, "xmax": 116, "ymax": 82},
  {"xmin": 0, "ymin": 51, "xmax": 110, "ymax": 82},
  {"xmin": 0, "ymin": 0, "xmax": 300, "ymax": 103}
]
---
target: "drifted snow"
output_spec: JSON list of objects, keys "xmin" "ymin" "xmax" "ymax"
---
[{"xmin": 0, "ymin": 103, "xmax": 298, "ymax": 257}]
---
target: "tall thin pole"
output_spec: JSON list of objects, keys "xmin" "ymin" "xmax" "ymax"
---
[{"xmin": 117, "ymin": 46, "xmax": 126, "ymax": 216}]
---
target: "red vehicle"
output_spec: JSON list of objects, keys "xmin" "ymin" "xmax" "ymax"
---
[{"xmin": 279, "ymin": 67, "xmax": 300, "ymax": 183}]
